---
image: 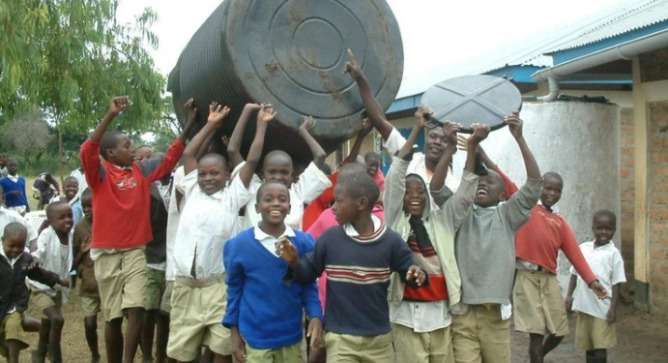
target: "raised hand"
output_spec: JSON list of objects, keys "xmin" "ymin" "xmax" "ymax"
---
[
  {"xmin": 243, "ymin": 102, "xmax": 262, "ymax": 112},
  {"xmin": 257, "ymin": 104, "xmax": 277, "ymax": 124},
  {"xmin": 344, "ymin": 48, "xmax": 363, "ymax": 80},
  {"xmin": 184, "ymin": 97, "xmax": 197, "ymax": 116},
  {"xmin": 276, "ymin": 239, "xmax": 299, "ymax": 268},
  {"xmin": 414, "ymin": 106, "xmax": 432, "ymax": 129},
  {"xmin": 300, "ymin": 115, "xmax": 316, "ymax": 132},
  {"xmin": 109, "ymin": 96, "xmax": 129, "ymax": 115},
  {"xmin": 469, "ymin": 123, "xmax": 491, "ymax": 144},
  {"xmin": 504, "ymin": 112, "xmax": 523, "ymax": 139},
  {"xmin": 405, "ymin": 265, "xmax": 426, "ymax": 286},
  {"xmin": 207, "ymin": 102, "xmax": 231, "ymax": 127}
]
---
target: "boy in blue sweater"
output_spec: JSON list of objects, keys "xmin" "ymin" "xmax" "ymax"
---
[
  {"xmin": 0, "ymin": 160, "xmax": 29, "ymax": 215},
  {"xmin": 223, "ymin": 181, "xmax": 322, "ymax": 363},
  {"xmin": 279, "ymin": 169, "xmax": 427, "ymax": 363}
]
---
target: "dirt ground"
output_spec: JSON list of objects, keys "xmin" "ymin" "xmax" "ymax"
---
[{"xmin": 13, "ymin": 294, "xmax": 668, "ymax": 363}]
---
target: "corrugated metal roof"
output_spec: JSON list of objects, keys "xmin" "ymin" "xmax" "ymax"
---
[{"xmin": 548, "ymin": 0, "xmax": 668, "ymax": 52}]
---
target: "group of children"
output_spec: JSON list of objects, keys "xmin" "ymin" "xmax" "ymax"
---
[{"xmin": 0, "ymin": 50, "xmax": 625, "ymax": 363}]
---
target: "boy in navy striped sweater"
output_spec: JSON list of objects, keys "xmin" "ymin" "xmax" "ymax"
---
[
  {"xmin": 223, "ymin": 181, "xmax": 322, "ymax": 363},
  {"xmin": 279, "ymin": 169, "xmax": 427, "ymax": 363}
]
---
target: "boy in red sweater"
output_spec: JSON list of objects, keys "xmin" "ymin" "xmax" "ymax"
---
[{"xmin": 80, "ymin": 96, "xmax": 192, "ymax": 363}]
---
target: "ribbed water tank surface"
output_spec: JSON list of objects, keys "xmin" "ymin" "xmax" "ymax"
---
[{"xmin": 168, "ymin": 0, "xmax": 403, "ymax": 164}]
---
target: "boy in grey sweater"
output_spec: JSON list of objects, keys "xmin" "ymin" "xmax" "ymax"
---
[{"xmin": 451, "ymin": 113, "xmax": 542, "ymax": 363}]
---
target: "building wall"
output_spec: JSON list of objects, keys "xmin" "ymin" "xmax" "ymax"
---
[{"xmin": 648, "ymin": 100, "xmax": 668, "ymax": 314}]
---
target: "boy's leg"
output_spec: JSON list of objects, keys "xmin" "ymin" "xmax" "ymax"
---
[
  {"xmin": 358, "ymin": 333, "xmax": 393, "ymax": 363},
  {"xmin": 124, "ymin": 307, "xmax": 146, "ymax": 363},
  {"xmin": 155, "ymin": 312, "xmax": 170, "ymax": 363},
  {"xmin": 159, "ymin": 281, "xmax": 174, "ymax": 363},
  {"xmin": 541, "ymin": 334, "xmax": 564, "ymax": 357},
  {"xmin": 6, "ymin": 339, "xmax": 22, "ymax": 363},
  {"xmin": 324, "ymin": 332, "xmax": 360, "ymax": 363},
  {"xmin": 43, "ymin": 305, "xmax": 64, "ymax": 363},
  {"xmin": 275, "ymin": 342, "xmax": 302, "ymax": 363},
  {"xmin": 244, "ymin": 345, "xmax": 274, "ymax": 363},
  {"xmin": 143, "ymin": 266, "xmax": 167, "ymax": 363},
  {"xmin": 21, "ymin": 315, "xmax": 41, "ymax": 332},
  {"xmin": 34, "ymin": 318, "xmax": 50, "ymax": 361},
  {"xmin": 119, "ymin": 249, "xmax": 149, "ymax": 363},
  {"xmin": 2, "ymin": 312, "xmax": 31, "ymax": 363},
  {"xmin": 528, "ymin": 334, "xmax": 545, "ymax": 363},
  {"xmin": 591, "ymin": 349, "xmax": 607, "ymax": 363},
  {"xmin": 166, "ymin": 282, "xmax": 206, "ymax": 362},
  {"xmin": 477, "ymin": 305, "xmax": 510, "ymax": 363},
  {"xmin": 141, "ymin": 310, "xmax": 156, "ymax": 362},
  {"xmin": 391, "ymin": 323, "xmax": 429, "ymax": 363},
  {"xmin": 84, "ymin": 315, "xmax": 100, "ymax": 362},
  {"xmin": 105, "ymin": 318, "xmax": 124, "ymax": 363},
  {"xmin": 451, "ymin": 307, "xmax": 482, "ymax": 363},
  {"xmin": 201, "ymin": 282, "xmax": 232, "ymax": 362},
  {"xmin": 428, "ymin": 327, "xmax": 454, "ymax": 363}
]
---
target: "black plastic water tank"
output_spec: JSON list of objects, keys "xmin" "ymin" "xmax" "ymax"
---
[{"xmin": 168, "ymin": 0, "xmax": 403, "ymax": 165}]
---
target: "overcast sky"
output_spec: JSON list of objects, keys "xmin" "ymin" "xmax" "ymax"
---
[{"xmin": 117, "ymin": 0, "xmax": 636, "ymax": 97}]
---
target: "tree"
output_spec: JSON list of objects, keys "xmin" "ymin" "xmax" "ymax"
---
[
  {"xmin": 0, "ymin": 1, "xmax": 166, "ymax": 176},
  {"xmin": 0, "ymin": 109, "xmax": 53, "ymax": 166}
]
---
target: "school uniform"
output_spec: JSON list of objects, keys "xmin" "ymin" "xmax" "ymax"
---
[
  {"xmin": 0, "ymin": 249, "xmax": 60, "ymax": 357},
  {"xmin": 571, "ymin": 241, "xmax": 626, "ymax": 351},
  {"xmin": 167, "ymin": 171, "xmax": 251, "ymax": 362},
  {"xmin": 0, "ymin": 175, "xmax": 29, "ymax": 214},
  {"xmin": 223, "ymin": 226, "xmax": 321, "ymax": 363},
  {"xmin": 235, "ymin": 161, "xmax": 332, "ymax": 230},
  {"xmin": 160, "ymin": 166, "xmax": 185, "ymax": 314},
  {"xmin": 384, "ymin": 157, "xmax": 478, "ymax": 363},
  {"xmin": 80, "ymin": 138, "xmax": 183, "ymax": 322},
  {"xmin": 452, "ymin": 177, "xmax": 542, "ymax": 363},
  {"xmin": 27, "ymin": 226, "xmax": 73, "ymax": 313},
  {"xmin": 0, "ymin": 207, "xmax": 38, "ymax": 244}
]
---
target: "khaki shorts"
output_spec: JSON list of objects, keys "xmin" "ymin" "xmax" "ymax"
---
[
  {"xmin": 513, "ymin": 270, "xmax": 569, "ymax": 336},
  {"xmin": 575, "ymin": 312, "xmax": 617, "ymax": 351},
  {"xmin": 144, "ymin": 267, "xmax": 166, "ymax": 311},
  {"xmin": 451, "ymin": 304, "xmax": 510, "ymax": 363},
  {"xmin": 167, "ymin": 278, "xmax": 231, "ymax": 361},
  {"xmin": 94, "ymin": 248, "xmax": 147, "ymax": 321},
  {"xmin": 80, "ymin": 295, "xmax": 101, "ymax": 317},
  {"xmin": 0, "ymin": 312, "xmax": 29, "ymax": 357},
  {"xmin": 160, "ymin": 280, "xmax": 174, "ymax": 314},
  {"xmin": 325, "ymin": 332, "xmax": 393, "ymax": 363},
  {"xmin": 30, "ymin": 291, "xmax": 62, "ymax": 316},
  {"xmin": 246, "ymin": 342, "xmax": 302, "ymax": 363},
  {"xmin": 392, "ymin": 323, "xmax": 454, "ymax": 363}
]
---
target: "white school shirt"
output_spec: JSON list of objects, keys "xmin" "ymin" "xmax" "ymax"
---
[
  {"xmin": 238, "ymin": 162, "xmax": 332, "ymax": 230},
  {"xmin": 253, "ymin": 225, "xmax": 296, "ymax": 257},
  {"xmin": 571, "ymin": 241, "xmax": 626, "ymax": 320},
  {"xmin": 28, "ymin": 226, "xmax": 73, "ymax": 297},
  {"xmin": 0, "ymin": 207, "xmax": 38, "ymax": 244},
  {"xmin": 164, "ymin": 166, "xmax": 185, "ymax": 281},
  {"xmin": 172, "ymin": 170, "xmax": 251, "ymax": 280}
]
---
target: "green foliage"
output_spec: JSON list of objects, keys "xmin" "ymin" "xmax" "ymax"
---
[{"xmin": 0, "ymin": 0, "xmax": 165, "ymax": 133}]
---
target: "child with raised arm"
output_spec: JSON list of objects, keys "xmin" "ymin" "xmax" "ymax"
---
[
  {"xmin": 566, "ymin": 210, "xmax": 625, "ymax": 363},
  {"xmin": 0, "ymin": 222, "xmax": 68, "ymax": 363},
  {"xmin": 167, "ymin": 102, "xmax": 269, "ymax": 363},
  {"xmin": 278, "ymin": 169, "xmax": 427, "ymax": 363},
  {"xmin": 72, "ymin": 189, "xmax": 101, "ymax": 363},
  {"xmin": 384, "ymin": 113, "xmax": 486, "ymax": 363},
  {"xmin": 451, "ymin": 113, "xmax": 542, "ymax": 363},
  {"xmin": 228, "ymin": 113, "xmax": 332, "ymax": 230},
  {"xmin": 80, "ymin": 96, "xmax": 193, "ymax": 363},
  {"xmin": 223, "ymin": 180, "xmax": 322, "ymax": 363},
  {"xmin": 28, "ymin": 201, "xmax": 74, "ymax": 363}
]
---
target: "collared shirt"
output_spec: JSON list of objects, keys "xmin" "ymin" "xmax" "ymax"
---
[
  {"xmin": 165, "ymin": 166, "xmax": 185, "ymax": 281},
  {"xmin": 238, "ymin": 162, "xmax": 332, "ymax": 230},
  {"xmin": 28, "ymin": 226, "xmax": 73, "ymax": 297},
  {"xmin": 0, "ymin": 207, "xmax": 38, "ymax": 243},
  {"xmin": 173, "ymin": 171, "xmax": 251, "ymax": 279},
  {"xmin": 253, "ymin": 225, "xmax": 296, "ymax": 257},
  {"xmin": 342, "ymin": 214, "xmax": 382, "ymax": 239},
  {"xmin": 391, "ymin": 300, "xmax": 451, "ymax": 332},
  {"xmin": 571, "ymin": 241, "xmax": 626, "ymax": 320},
  {"xmin": 0, "ymin": 248, "xmax": 21, "ymax": 268}
]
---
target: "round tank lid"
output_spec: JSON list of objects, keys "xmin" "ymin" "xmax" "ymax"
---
[{"xmin": 421, "ymin": 75, "xmax": 522, "ymax": 133}]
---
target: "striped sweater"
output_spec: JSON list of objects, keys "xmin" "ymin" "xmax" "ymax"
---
[{"xmin": 293, "ymin": 222, "xmax": 415, "ymax": 336}]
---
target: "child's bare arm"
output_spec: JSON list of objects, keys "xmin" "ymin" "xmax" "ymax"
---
[
  {"xmin": 506, "ymin": 113, "xmax": 540, "ymax": 180},
  {"xmin": 429, "ymin": 121, "xmax": 461, "ymax": 193},
  {"xmin": 342, "ymin": 118, "xmax": 372, "ymax": 165},
  {"xmin": 298, "ymin": 116, "xmax": 328, "ymax": 172},
  {"xmin": 397, "ymin": 107, "xmax": 429, "ymax": 160},
  {"xmin": 345, "ymin": 49, "xmax": 394, "ymax": 140},
  {"xmin": 90, "ymin": 96, "xmax": 128, "ymax": 143},
  {"xmin": 565, "ymin": 274, "xmax": 577, "ymax": 312},
  {"xmin": 183, "ymin": 102, "xmax": 231, "ymax": 174},
  {"xmin": 179, "ymin": 98, "xmax": 199, "ymax": 143},
  {"xmin": 227, "ymin": 103, "xmax": 262, "ymax": 169},
  {"xmin": 238, "ymin": 105, "xmax": 274, "ymax": 188},
  {"xmin": 607, "ymin": 284, "xmax": 620, "ymax": 323}
]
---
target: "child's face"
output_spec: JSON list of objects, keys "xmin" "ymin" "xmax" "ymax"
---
[
  {"xmin": 262, "ymin": 156, "xmax": 293, "ymax": 188},
  {"xmin": 63, "ymin": 180, "xmax": 79, "ymax": 201},
  {"xmin": 593, "ymin": 215, "xmax": 616, "ymax": 244},
  {"xmin": 540, "ymin": 176, "xmax": 562, "ymax": 208},
  {"xmin": 133, "ymin": 146, "xmax": 152, "ymax": 162},
  {"xmin": 82, "ymin": 195, "xmax": 93, "ymax": 221},
  {"xmin": 475, "ymin": 171, "xmax": 504, "ymax": 207},
  {"xmin": 255, "ymin": 183, "xmax": 290, "ymax": 226},
  {"xmin": 404, "ymin": 177, "xmax": 427, "ymax": 217},
  {"xmin": 332, "ymin": 185, "xmax": 363, "ymax": 225},
  {"xmin": 0, "ymin": 155, "xmax": 6, "ymax": 166},
  {"xmin": 2, "ymin": 234, "xmax": 26, "ymax": 259},
  {"xmin": 7, "ymin": 160, "xmax": 17, "ymax": 175},
  {"xmin": 424, "ymin": 127, "xmax": 447, "ymax": 164},
  {"xmin": 197, "ymin": 158, "xmax": 228, "ymax": 195},
  {"xmin": 49, "ymin": 204, "xmax": 74, "ymax": 234},
  {"xmin": 108, "ymin": 135, "xmax": 134, "ymax": 167},
  {"xmin": 365, "ymin": 156, "xmax": 380, "ymax": 178}
]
